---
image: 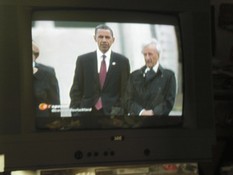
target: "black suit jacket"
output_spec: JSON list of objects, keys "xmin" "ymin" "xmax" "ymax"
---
[
  {"xmin": 125, "ymin": 65, "xmax": 176, "ymax": 116},
  {"xmin": 34, "ymin": 63, "xmax": 60, "ymax": 117},
  {"xmin": 70, "ymin": 51, "xmax": 130, "ymax": 115}
]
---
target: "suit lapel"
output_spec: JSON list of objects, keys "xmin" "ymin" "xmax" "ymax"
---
[
  {"xmin": 102, "ymin": 51, "xmax": 115, "ymax": 89},
  {"xmin": 90, "ymin": 51, "xmax": 100, "ymax": 89}
]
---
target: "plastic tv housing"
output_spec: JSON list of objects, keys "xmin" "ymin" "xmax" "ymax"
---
[{"xmin": 0, "ymin": 0, "xmax": 215, "ymax": 172}]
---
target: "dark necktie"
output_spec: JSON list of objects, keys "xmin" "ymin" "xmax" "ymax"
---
[
  {"xmin": 95, "ymin": 55, "xmax": 106, "ymax": 110},
  {"xmin": 145, "ymin": 68, "xmax": 156, "ymax": 82}
]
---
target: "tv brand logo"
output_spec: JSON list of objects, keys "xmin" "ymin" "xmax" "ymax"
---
[
  {"xmin": 112, "ymin": 135, "xmax": 124, "ymax": 141},
  {"xmin": 38, "ymin": 103, "xmax": 51, "ymax": 111}
]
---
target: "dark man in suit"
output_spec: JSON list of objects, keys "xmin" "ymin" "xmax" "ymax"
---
[
  {"xmin": 70, "ymin": 24, "xmax": 130, "ymax": 116},
  {"xmin": 125, "ymin": 39, "xmax": 176, "ymax": 116},
  {"xmin": 32, "ymin": 42, "xmax": 60, "ymax": 117}
]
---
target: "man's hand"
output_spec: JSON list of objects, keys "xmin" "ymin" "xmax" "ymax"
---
[{"xmin": 141, "ymin": 109, "xmax": 154, "ymax": 116}]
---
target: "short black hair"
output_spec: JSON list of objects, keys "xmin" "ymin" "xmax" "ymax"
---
[{"xmin": 95, "ymin": 24, "xmax": 114, "ymax": 37}]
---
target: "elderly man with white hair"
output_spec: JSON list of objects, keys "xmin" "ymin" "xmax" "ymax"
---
[{"xmin": 125, "ymin": 38, "xmax": 176, "ymax": 116}]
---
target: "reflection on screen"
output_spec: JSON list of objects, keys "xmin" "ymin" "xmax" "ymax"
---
[{"xmin": 32, "ymin": 21, "xmax": 183, "ymax": 129}]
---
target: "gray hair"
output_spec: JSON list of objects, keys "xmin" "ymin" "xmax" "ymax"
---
[{"xmin": 141, "ymin": 38, "xmax": 162, "ymax": 57}]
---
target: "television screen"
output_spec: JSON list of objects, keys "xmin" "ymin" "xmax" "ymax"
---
[{"xmin": 32, "ymin": 18, "xmax": 183, "ymax": 130}]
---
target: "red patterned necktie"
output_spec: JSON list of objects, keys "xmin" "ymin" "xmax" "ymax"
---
[
  {"xmin": 95, "ymin": 55, "xmax": 106, "ymax": 110},
  {"xmin": 99, "ymin": 55, "xmax": 106, "ymax": 89}
]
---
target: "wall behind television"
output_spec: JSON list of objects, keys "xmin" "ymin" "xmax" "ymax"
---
[{"xmin": 211, "ymin": 0, "xmax": 233, "ymax": 63}]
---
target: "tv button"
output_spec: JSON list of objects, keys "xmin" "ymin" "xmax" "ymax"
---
[{"xmin": 74, "ymin": 151, "xmax": 83, "ymax": 160}]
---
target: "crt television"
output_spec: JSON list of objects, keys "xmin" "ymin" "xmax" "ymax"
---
[{"xmin": 0, "ymin": 0, "xmax": 215, "ymax": 171}]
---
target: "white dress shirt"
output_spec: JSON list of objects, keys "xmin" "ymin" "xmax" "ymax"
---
[{"xmin": 96, "ymin": 48, "xmax": 111, "ymax": 73}]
